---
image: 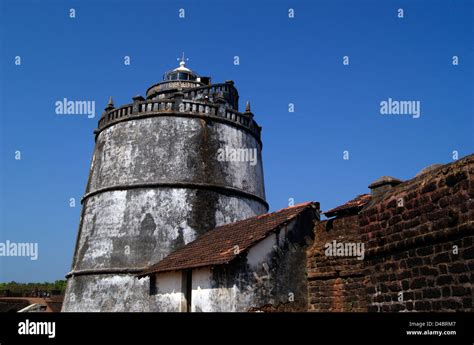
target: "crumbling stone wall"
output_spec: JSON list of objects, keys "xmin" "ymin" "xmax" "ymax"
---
[
  {"xmin": 307, "ymin": 154, "xmax": 473, "ymax": 312},
  {"xmin": 307, "ymin": 216, "xmax": 367, "ymax": 311}
]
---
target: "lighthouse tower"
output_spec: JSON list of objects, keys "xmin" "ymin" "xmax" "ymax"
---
[{"xmin": 62, "ymin": 57, "xmax": 267, "ymax": 311}]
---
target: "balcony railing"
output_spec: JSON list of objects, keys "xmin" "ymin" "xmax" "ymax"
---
[{"xmin": 96, "ymin": 99, "xmax": 261, "ymax": 141}]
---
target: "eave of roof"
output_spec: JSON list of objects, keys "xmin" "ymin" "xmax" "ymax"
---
[
  {"xmin": 137, "ymin": 202, "xmax": 318, "ymax": 277},
  {"xmin": 324, "ymin": 194, "xmax": 371, "ymax": 218}
]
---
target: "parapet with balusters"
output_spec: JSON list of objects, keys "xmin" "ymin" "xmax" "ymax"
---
[{"xmin": 95, "ymin": 84, "xmax": 262, "ymax": 144}]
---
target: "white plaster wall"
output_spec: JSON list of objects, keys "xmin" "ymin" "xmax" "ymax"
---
[
  {"xmin": 90, "ymin": 117, "xmax": 265, "ymax": 198},
  {"xmin": 74, "ymin": 189, "xmax": 265, "ymax": 270},
  {"xmin": 63, "ymin": 275, "xmax": 152, "ymax": 312},
  {"xmin": 191, "ymin": 268, "xmax": 214, "ymax": 312},
  {"xmin": 147, "ymin": 221, "xmax": 301, "ymax": 313},
  {"xmin": 246, "ymin": 233, "xmax": 277, "ymax": 268},
  {"xmin": 155, "ymin": 271, "xmax": 185, "ymax": 312},
  {"xmin": 189, "ymin": 235, "xmax": 280, "ymax": 312}
]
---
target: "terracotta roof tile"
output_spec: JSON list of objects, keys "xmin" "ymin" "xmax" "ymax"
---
[
  {"xmin": 324, "ymin": 194, "xmax": 371, "ymax": 218},
  {"xmin": 138, "ymin": 202, "xmax": 317, "ymax": 276}
]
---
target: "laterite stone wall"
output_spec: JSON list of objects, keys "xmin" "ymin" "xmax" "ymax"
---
[{"xmin": 308, "ymin": 154, "xmax": 473, "ymax": 312}]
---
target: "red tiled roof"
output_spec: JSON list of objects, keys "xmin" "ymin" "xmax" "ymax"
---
[
  {"xmin": 138, "ymin": 202, "xmax": 317, "ymax": 276},
  {"xmin": 324, "ymin": 194, "xmax": 371, "ymax": 218}
]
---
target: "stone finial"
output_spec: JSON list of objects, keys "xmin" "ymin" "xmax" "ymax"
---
[
  {"xmin": 245, "ymin": 100, "xmax": 254, "ymax": 118},
  {"xmin": 105, "ymin": 96, "xmax": 114, "ymax": 110},
  {"xmin": 245, "ymin": 101, "xmax": 251, "ymax": 113},
  {"xmin": 368, "ymin": 176, "xmax": 403, "ymax": 198}
]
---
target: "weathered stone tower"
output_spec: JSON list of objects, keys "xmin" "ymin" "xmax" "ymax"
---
[{"xmin": 62, "ymin": 57, "xmax": 267, "ymax": 311}]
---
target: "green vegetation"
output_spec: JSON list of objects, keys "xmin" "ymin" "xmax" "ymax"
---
[{"xmin": 0, "ymin": 280, "xmax": 66, "ymax": 295}]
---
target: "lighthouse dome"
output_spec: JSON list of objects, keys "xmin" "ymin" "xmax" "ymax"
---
[{"xmin": 163, "ymin": 54, "xmax": 198, "ymax": 81}]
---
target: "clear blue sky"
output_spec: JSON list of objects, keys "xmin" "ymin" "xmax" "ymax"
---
[{"xmin": 0, "ymin": 0, "xmax": 472, "ymax": 282}]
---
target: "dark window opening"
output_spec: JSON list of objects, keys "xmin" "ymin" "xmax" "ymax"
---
[
  {"xmin": 149, "ymin": 275, "xmax": 157, "ymax": 295},
  {"xmin": 168, "ymin": 72, "xmax": 177, "ymax": 81},
  {"xmin": 182, "ymin": 270, "xmax": 192, "ymax": 312}
]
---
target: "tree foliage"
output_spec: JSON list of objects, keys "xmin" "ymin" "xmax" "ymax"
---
[{"xmin": 0, "ymin": 280, "xmax": 67, "ymax": 295}]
